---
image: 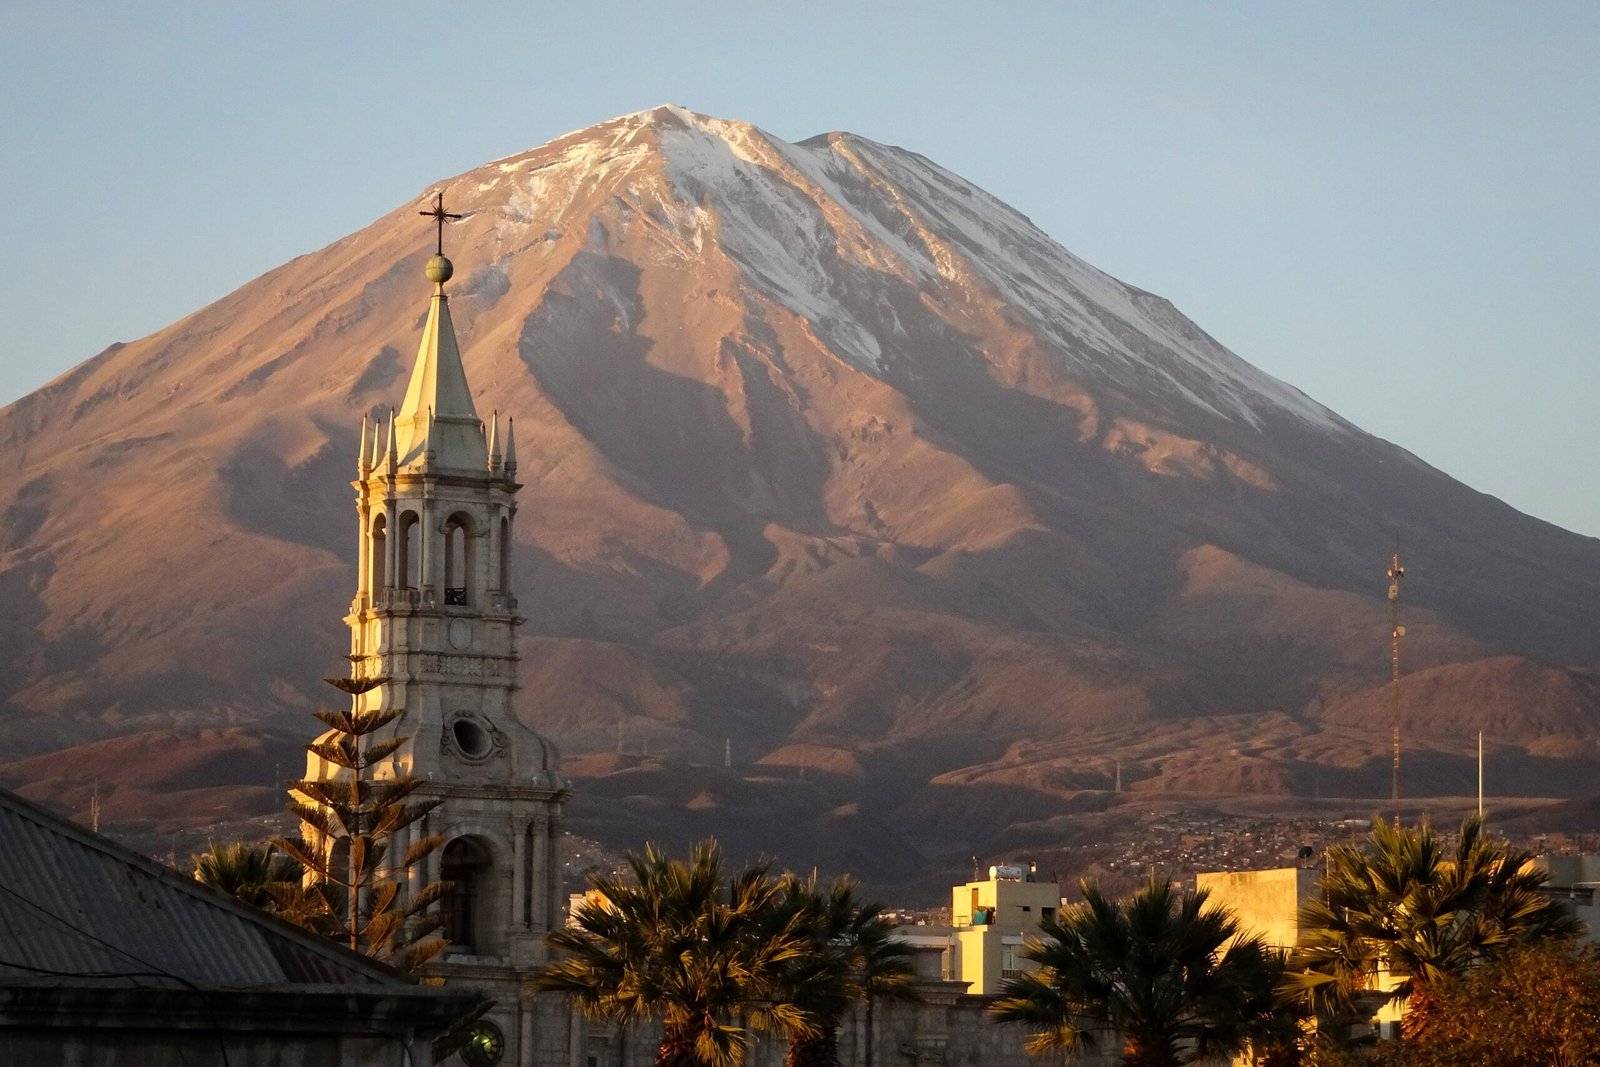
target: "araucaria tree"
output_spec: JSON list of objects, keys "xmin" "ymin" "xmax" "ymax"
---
[
  {"xmin": 991, "ymin": 876, "xmax": 1282, "ymax": 1067},
  {"xmin": 535, "ymin": 840, "xmax": 814, "ymax": 1067},
  {"xmin": 1282, "ymin": 813, "xmax": 1581, "ymax": 1039},
  {"xmin": 273, "ymin": 672, "xmax": 448, "ymax": 972}
]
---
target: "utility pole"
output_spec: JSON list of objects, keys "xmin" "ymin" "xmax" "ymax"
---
[{"xmin": 1388, "ymin": 541, "xmax": 1405, "ymax": 827}]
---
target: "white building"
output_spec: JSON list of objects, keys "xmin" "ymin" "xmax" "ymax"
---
[
  {"xmin": 294, "ymin": 208, "xmax": 1058, "ymax": 1067},
  {"xmin": 1535, "ymin": 853, "xmax": 1600, "ymax": 943},
  {"xmin": 298, "ymin": 223, "xmax": 572, "ymax": 1066}
]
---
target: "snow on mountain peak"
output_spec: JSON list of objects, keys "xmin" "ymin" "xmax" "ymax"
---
[{"xmin": 473, "ymin": 109, "xmax": 1345, "ymax": 433}]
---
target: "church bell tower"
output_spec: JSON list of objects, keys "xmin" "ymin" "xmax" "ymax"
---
[{"xmin": 321, "ymin": 193, "xmax": 571, "ymax": 1064}]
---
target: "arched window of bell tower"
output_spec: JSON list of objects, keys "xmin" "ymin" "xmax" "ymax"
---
[
  {"xmin": 441, "ymin": 835, "xmax": 494, "ymax": 954},
  {"xmin": 444, "ymin": 512, "xmax": 474, "ymax": 606},
  {"xmin": 396, "ymin": 511, "xmax": 420, "ymax": 589},
  {"xmin": 370, "ymin": 514, "xmax": 388, "ymax": 592},
  {"xmin": 497, "ymin": 516, "xmax": 510, "ymax": 593}
]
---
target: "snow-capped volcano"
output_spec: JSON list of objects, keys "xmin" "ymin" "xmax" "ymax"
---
[
  {"xmin": 481, "ymin": 105, "xmax": 1342, "ymax": 430},
  {"xmin": 2, "ymin": 106, "xmax": 1597, "ymax": 883}
]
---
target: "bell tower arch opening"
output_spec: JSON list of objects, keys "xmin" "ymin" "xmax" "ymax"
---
[
  {"xmin": 497, "ymin": 515, "xmax": 510, "ymax": 593},
  {"xmin": 396, "ymin": 511, "xmax": 421, "ymax": 589},
  {"xmin": 369, "ymin": 513, "xmax": 387, "ymax": 593},
  {"xmin": 444, "ymin": 512, "xmax": 475, "ymax": 606}
]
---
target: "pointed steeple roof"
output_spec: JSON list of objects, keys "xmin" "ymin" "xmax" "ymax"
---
[
  {"xmin": 385, "ymin": 408, "xmax": 399, "ymax": 470},
  {"xmin": 393, "ymin": 205, "xmax": 487, "ymax": 472},
  {"xmin": 370, "ymin": 412, "xmax": 386, "ymax": 472}
]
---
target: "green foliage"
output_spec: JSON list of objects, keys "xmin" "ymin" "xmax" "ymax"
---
[
  {"xmin": 536, "ymin": 841, "xmax": 913, "ymax": 1067},
  {"xmin": 769, "ymin": 873, "xmax": 920, "ymax": 1067},
  {"xmin": 989, "ymin": 876, "xmax": 1286, "ymax": 1067},
  {"xmin": 1397, "ymin": 943, "xmax": 1600, "ymax": 1066},
  {"xmin": 192, "ymin": 839, "xmax": 302, "ymax": 910},
  {"xmin": 272, "ymin": 673, "xmax": 447, "ymax": 972},
  {"xmin": 1295, "ymin": 945, "xmax": 1600, "ymax": 1067},
  {"xmin": 1282, "ymin": 813, "xmax": 1581, "ymax": 1030}
]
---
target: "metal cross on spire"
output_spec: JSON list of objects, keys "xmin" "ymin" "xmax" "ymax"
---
[{"xmin": 419, "ymin": 192, "xmax": 463, "ymax": 256}]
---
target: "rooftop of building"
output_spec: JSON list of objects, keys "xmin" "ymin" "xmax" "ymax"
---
[{"xmin": 0, "ymin": 784, "xmax": 435, "ymax": 991}]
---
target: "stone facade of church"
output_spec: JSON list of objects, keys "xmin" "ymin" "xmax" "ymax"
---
[
  {"xmin": 297, "ymin": 217, "xmax": 1050, "ymax": 1067},
  {"xmin": 297, "ymin": 237, "xmax": 572, "ymax": 1066}
]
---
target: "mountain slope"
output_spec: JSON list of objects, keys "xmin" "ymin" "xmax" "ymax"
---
[{"xmin": 2, "ymin": 106, "xmax": 1597, "ymax": 878}]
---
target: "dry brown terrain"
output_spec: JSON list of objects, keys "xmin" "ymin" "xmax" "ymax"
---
[{"xmin": 2, "ymin": 108, "xmax": 1598, "ymax": 888}]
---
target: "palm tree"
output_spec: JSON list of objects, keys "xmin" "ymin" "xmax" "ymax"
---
[
  {"xmin": 534, "ymin": 840, "xmax": 813, "ymax": 1067},
  {"xmin": 192, "ymin": 840, "xmax": 302, "ymax": 909},
  {"xmin": 1282, "ymin": 813, "xmax": 1581, "ymax": 1038},
  {"xmin": 768, "ymin": 875, "xmax": 919, "ymax": 1067},
  {"xmin": 991, "ymin": 876, "xmax": 1281, "ymax": 1067}
]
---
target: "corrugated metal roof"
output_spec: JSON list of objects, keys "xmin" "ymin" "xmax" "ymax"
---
[{"xmin": 0, "ymin": 787, "xmax": 403, "ymax": 989}]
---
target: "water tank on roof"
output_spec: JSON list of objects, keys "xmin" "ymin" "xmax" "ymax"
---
[{"xmin": 989, "ymin": 864, "xmax": 1024, "ymax": 881}]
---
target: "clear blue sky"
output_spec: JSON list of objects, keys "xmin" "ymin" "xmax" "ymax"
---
[{"xmin": 4, "ymin": 3, "xmax": 1596, "ymax": 536}]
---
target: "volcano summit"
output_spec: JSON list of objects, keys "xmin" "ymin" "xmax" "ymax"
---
[{"xmin": 2, "ymin": 106, "xmax": 1596, "ymax": 882}]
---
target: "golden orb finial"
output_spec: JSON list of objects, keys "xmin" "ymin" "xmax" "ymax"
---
[{"xmin": 419, "ymin": 191, "xmax": 464, "ymax": 284}]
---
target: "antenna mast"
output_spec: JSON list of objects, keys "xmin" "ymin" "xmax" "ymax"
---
[{"xmin": 1388, "ymin": 540, "xmax": 1406, "ymax": 826}]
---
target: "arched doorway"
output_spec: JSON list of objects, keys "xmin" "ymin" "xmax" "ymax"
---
[{"xmin": 441, "ymin": 836, "xmax": 493, "ymax": 953}]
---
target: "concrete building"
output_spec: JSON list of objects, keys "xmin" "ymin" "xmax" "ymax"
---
[
  {"xmin": 1535, "ymin": 854, "xmax": 1600, "ymax": 943},
  {"xmin": 293, "ymin": 214, "xmax": 1082, "ymax": 1067},
  {"xmin": 1195, "ymin": 866, "xmax": 1318, "ymax": 952},
  {"xmin": 296, "ymin": 217, "xmax": 572, "ymax": 1066},
  {"xmin": 0, "ymin": 785, "xmax": 480, "ymax": 1065},
  {"xmin": 1198, "ymin": 864, "xmax": 1405, "ymax": 1039},
  {"xmin": 948, "ymin": 866, "xmax": 1061, "ymax": 996}
]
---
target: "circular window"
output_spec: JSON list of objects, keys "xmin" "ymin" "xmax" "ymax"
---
[
  {"xmin": 451, "ymin": 717, "xmax": 493, "ymax": 759},
  {"xmin": 460, "ymin": 1020, "xmax": 505, "ymax": 1067}
]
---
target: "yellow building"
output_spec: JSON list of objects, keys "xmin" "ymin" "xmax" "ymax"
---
[
  {"xmin": 949, "ymin": 866, "xmax": 1062, "ymax": 995},
  {"xmin": 1195, "ymin": 867, "xmax": 1318, "ymax": 952},
  {"xmin": 1198, "ymin": 865, "xmax": 1404, "ymax": 1038}
]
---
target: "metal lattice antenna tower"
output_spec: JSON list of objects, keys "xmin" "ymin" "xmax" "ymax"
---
[{"xmin": 1388, "ymin": 539, "xmax": 1406, "ymax": 826}]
